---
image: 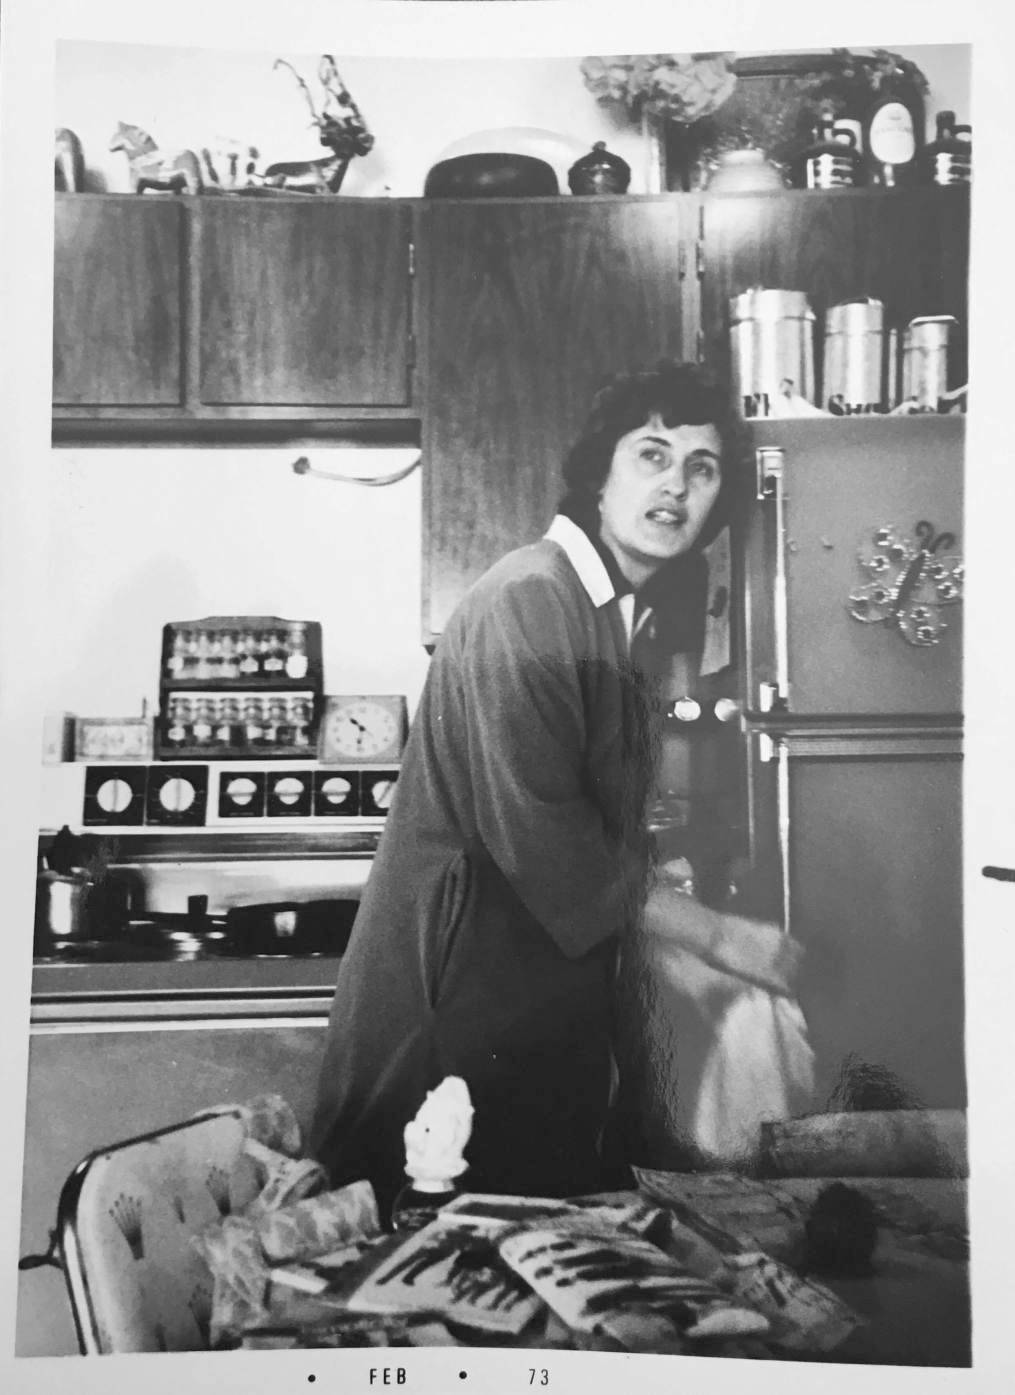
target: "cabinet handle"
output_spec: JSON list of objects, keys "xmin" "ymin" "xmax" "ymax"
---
[{"xmin": 756, "ymin": 446, "xmax": 790, "ymax": 710}]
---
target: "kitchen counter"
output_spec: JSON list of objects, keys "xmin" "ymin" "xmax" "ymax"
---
[{"xmin": 31, "ymin": 954, "xmax": 341, "ymax": 1025}]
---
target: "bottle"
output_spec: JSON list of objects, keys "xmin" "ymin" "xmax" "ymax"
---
[
  {"xmin": 166, "ymin": 696, "xmax": 192, "ymax": 748},
  {"xmin": 243, "ymin": 696, "xmax": 264, "ymax": 747},
  {"xmin": 862, "ymin": 67, "xmax": 924, "ymax": 187},
  {"xmin": 167, "ymin": 629, "xmax": 187, "ymax": 677},
  {"xmin": 219, "ymin": 631, "xmax": 239, "ymax": 680},
  {"xmin": 193, "ymin": 630, "xmax": 212, "ymax": 681},
  {"xmin": 290, "ymin": 696, "xmax": 312, "ymax": 748},
  {"xmin": 262, "ymin": 629, "xmax": 285, "ymax": 675},
  {"xmin": 238, "ymin": 630, "xmax": 260, "ymax": 677},
  {"xmin": 192, "ymin": 698, "xmax": 215, "ymax": 745},
  {"xmin": 215, "ymin": 697, "xmax": 243, "ymax": 749},
  {"xmin": 795, "ymin": 112, "xmax": 861, "ymax": 189},
  {"xmin": 921, "ymin": 111, "xmax": 971, "ymax": 186},
  {"xmin": 284, "ymin": 622, "xmax": 309, "ymax": 680},
  {"xmin": 390, "ymin": 1177, "xmax": 462, "ymax": 1234}
]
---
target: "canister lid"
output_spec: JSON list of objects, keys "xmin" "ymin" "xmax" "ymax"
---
[
  {"xmin": 903, "ymin": 314, "xmax": 958, "ymax": 346},
  {"xmin": 825, "ymin": 297, "xmax": 885, "ymax": 335},
  {"xmin": 730, "ymin": 288, "xmax": 815, "ymax": 323}
]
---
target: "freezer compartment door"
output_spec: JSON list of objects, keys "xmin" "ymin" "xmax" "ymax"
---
[
  {"xmin": 743, "ymin": 416, "xmax": 963, "ymax": 718},
  {"xmin": 743, "ymin": 729, "xmax": 965, "ymax": 1113}
]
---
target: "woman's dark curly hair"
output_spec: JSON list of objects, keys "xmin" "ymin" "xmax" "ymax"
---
[{"xmin": 559, "ymin": 360, "xmax": 742, "ymax": 550}]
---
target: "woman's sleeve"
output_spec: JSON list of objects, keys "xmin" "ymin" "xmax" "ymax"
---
[{"xmin": 456, "ymin": 571, "xmax": 644, "ymax": 960}]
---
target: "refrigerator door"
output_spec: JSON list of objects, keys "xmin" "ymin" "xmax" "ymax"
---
[
  {"xmin": 743, "ymin": 730, "xmax": 966, "ymax": 1112},
  {"xmin": 742, "ymin": 416, "xmax": 963, "ymax": 718}
]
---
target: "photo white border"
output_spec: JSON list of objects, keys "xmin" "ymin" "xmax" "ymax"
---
[{"xmin": 2, "ymin": 2, "xmax": 1009, "ymax": 1391}]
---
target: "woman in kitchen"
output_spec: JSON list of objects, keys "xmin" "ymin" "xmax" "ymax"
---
[{"xmin": 310, "ymin": 360, "xmax": 802, "ymax": 1215}]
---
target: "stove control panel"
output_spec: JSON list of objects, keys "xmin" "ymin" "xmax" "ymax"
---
[{"xmin": 46, "ymin": 762, "xmax": 398, "ymax": 832}]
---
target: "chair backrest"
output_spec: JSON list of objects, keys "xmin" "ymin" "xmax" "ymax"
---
[{"xmin": 58, "ymin": 1108, "xmax": 263, "ymax": 1353}]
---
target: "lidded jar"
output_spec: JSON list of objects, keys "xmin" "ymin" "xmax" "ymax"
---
[
  {"xmin": 567, "ymin": 141, "xmax": 631, "ymax": 195},
  {"xmin": 921, "ymin": 111, "xmax": 971, "ymax": 185},
  {"xmin": 729, "ymin": 288, "xmax": 816, "ymax": 416}
]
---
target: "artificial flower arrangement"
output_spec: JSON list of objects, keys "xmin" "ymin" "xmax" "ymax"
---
[
  {"xmin": 581, "ymin": 49, "xmax": 930, "ymax": 189},
  {"xmin": 579, "ymin": 52, "xmax": 738, "ymax": 124}
]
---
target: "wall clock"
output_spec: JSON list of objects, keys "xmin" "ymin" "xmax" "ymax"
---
[{"xmin": 318, "ymin": 695, "xmax": 408, "ymax": 765}]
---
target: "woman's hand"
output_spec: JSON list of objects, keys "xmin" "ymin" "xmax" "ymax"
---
[{"xmin": 642, "ymin": 874, "xmax": 804, "ymax": 997}]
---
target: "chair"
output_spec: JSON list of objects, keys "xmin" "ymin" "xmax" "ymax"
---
[{"xmin": 56, "ymin": 1107, "xmax": 263, "ymax": 1354}]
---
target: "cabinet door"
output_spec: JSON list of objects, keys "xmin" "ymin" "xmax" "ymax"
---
[
  {"xmin": 53, "ymin": 197, "xmax": 184, "ymax": 406},
  {"xmin": 700, "ymin": 187, "xmax": 970, "ymax": 397},
  {"xmin": 743, "ymin": 416, "xmax": 964, "ymax": 719},
  {"xmin": 795, "ymin": 747, "xmax": 965, "ymax": 1111},
  {"xmin": 420, "ymin": 199, "xmax": 693, "ymax": 640},
  {"xmin": 199, "ymin": 201, "xmax": 412, "ymax": 407},
  {"xmin": 744, "ymin": 739, "xmax": 965, "ymax": 1112}
]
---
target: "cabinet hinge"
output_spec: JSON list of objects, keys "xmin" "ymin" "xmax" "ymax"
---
[
  {"xmin": 677, "ymin": 241, "xmax": 687, "ymax": 280},
  {"xmin": 407, "ymin": 331, "xmax": 417, "ymax": 370},
  {"xmin": 408, "ymin": 240, "xmax": 416, "ymax": 279},
  {"xmin": 695, "ymin": 328, "xmax": 705, "ymax": 364},
  {"xmin": 695, "ymin": 236, "xmax": 705, "ymax": 279}
]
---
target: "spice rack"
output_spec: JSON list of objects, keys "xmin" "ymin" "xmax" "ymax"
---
[{"xmin": 157, "ymin": 616, "xmax": 323, "ymax": 760}]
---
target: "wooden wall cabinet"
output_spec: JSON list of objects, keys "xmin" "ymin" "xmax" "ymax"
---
[
  {"xmin": 198, "ymin": 200, "xmax": 413, "ymax": 409},
  {"xmin": 419, "ymin": 197, "xmax": 697, "ymax": 641},
  {"xmin": 53, "ymin": 198, "xmax": 185, "ymax": 407},
  {"xmin": 699, "ymin": 186, "xmax": 970, "ymax": 399},
  {"xmin": 52, "ymin": 195, "xmax": 417, "ymax": 432}
]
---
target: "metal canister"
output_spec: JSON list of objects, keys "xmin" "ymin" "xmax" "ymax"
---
[
  {"xmin": 902, "ymin": 315, "xmax": 957, "ymax": 411},
  {"xmin": 729, "ymin": 289, "xmax": 816, "ymax": 417},
  {"xmin": 822, "ymin": 297, "xmax": 886, "ymax": 414}
]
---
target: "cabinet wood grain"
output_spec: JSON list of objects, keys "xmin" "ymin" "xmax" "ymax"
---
[
  {"xmin": 198, "ymin": 200, "xmax": 412, "ymax": 406},
  {"xmin": 700, "ymin": 187, "xmax": 969, "ymax": 401},
  {"xmin": 420, "ymin": 198, "xmax": 692, "ymax": 639},
  {"xmin": 53, "ymin": 198, "xmax": 184, "ymax": 406}
]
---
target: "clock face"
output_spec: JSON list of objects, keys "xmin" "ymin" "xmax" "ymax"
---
[{"xmin": 320, "ymin": 697, "xmax": 406, "ymax": 764}]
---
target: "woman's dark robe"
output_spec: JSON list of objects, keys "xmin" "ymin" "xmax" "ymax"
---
[{"xmin": 308, "ymin": 529, "xmax": 657, "ymax": 1214}]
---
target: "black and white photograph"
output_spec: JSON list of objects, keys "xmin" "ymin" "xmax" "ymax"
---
[{"xmin": 0, "ymin": 2, "xmax": 1009, "ymax": 1391}]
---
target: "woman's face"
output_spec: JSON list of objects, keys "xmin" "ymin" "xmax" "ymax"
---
[{"xmin": 598, "ymin": 415, "xmax": 723, "ymax": 587}]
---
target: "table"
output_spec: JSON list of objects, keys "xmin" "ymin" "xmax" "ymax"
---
[{"xmin": 243, "ymin": 1175, "xmax": 971, "ymax": 1366}]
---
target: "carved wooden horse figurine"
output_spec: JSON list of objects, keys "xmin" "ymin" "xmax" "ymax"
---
[{"xmin": 108, "ymin": 122, "xmax": 204, "ymax": 194}]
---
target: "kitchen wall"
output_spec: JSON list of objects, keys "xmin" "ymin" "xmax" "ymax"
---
[
  {"xmin": 43, "ymin": 450, "xmax": 431, "ymax": 718},
  {"xmin": 56, "ymin": 42, "xmax": 972, "ymax": 198}
]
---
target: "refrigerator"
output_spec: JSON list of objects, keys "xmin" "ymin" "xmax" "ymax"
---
[{"xmin": 671, "ymin": 414, "xmax": 965, "ymax": 1114}]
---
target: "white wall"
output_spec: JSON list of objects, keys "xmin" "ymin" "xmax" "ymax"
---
[
  {"xmin": 57, "ymin": 42, "xmax": 972, "ymax": 198},
  {"xmin": 43, "ymin": 449, "xmax": 431, "ymax": 718}
]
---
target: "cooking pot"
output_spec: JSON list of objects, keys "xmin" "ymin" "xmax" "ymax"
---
[
  {"xmin": 424, "ymin": 153, "xmax": 559, "ymax": 198},
  {"xmin": 220, "ymin": 899, "xmax": 359, "ymax": 957},
  {"xmin": 34, "ymin": 826, "xmax": 129, "ymax": 953}
]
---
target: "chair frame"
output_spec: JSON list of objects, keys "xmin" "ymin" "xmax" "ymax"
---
[{"xmin": 55, "ymin": 1108, "xmax": 243, "ymax": 1355}]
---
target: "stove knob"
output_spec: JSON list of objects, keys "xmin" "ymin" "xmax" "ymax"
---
[
  {"xmin": 159, "ymin": 777, "xmax": 196, "ymax": 813},
  {"xmin": 96, "ymin": 777, "xmax": 134, "ymax": 815},
  {"xmin": 670, "ymin": 697, "xmax": 702, "ymax": 723},
  {"xmin": 714, "ymin": 698, "xmax": 742, "ymax": 723}
]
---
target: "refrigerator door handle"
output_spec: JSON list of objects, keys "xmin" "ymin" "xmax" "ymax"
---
[
  {"xmin": 755, "ymin": 446, "xmax": 790, "ymax": 712},
  {"xmin": 757, "ymin": 730, "xmax": 792, "ymax": 936}
]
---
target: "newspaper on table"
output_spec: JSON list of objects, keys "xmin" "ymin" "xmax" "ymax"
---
[
  {"xmin": 435, "ymin": 1192, "xmax": 667, "ymax": 1239},
  {"xmin": 496, "ymin": 1224, "xmax": 770, "ymax": 1347},
  {"xmin": 346, "ymin": 1220, "xmax": 544, "ymax": 1335}
]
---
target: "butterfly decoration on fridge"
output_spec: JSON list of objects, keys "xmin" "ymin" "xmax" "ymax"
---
[{"xmin": 847, "ymin": 521, "xmax": 963, "ymax": 647}]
